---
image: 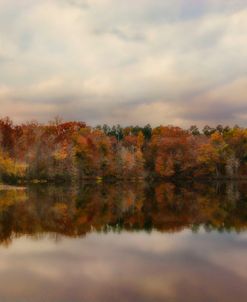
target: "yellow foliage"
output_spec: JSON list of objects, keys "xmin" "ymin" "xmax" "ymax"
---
[
  {"xmin": 137, "ymin": 131, "xmax": 144, "ymax": 148},
  {"xmin": 53, "ymin": 149, "xmax": 68, "ymax": 161},
  {"xmin": 0, "ymin": 150, "xmax": 26, "ymax": 178}
]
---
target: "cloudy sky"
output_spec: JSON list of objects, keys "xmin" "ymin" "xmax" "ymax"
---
[{"xmin": 0, "ymin": 0, "xmax": 246, "ymax": 126}]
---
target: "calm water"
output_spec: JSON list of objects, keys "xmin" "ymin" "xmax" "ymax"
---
[{"xmin": 0, "ymin": 182, "xmax": 247, "ymax": 302}]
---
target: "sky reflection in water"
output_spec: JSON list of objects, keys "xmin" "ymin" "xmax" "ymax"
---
[{"xmin": 0, "ymin": 182, "xmax": 246, "ymax": 302}]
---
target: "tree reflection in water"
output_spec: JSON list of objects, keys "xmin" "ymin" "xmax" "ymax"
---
[{"xmin": 0, "ymin": 182, "xmax": 246, "ymax": 245}]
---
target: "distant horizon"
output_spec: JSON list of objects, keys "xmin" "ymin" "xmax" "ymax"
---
[{"xmin": 0, "ymin": 116, "xmax": 245, "ymax": 131}]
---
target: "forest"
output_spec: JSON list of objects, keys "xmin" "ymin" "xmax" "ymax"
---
[{"xmin": 0, "ymin": 117, "xmax": 247, "ymax": 183}]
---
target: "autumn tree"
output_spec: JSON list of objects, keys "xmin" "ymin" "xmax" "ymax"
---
[{"xmin": 196, "ymin": 132, "xmax": 229, "ymax": 178}]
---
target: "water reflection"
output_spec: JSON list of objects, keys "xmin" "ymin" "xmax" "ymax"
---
[
  {"xmin": 0, "ymin": 182, "xmax": 247, "ymax": 302},
  {"xmin": 0, "ymin": 182, "xmax": 247, "ymax": 243}
]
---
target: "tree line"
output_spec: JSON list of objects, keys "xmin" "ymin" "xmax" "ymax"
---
[{"xmin": 0, "ymin": 117, "xmax": 247, "ymax": 183}]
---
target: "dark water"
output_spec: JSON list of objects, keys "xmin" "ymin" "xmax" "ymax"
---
[{"xmin": 0, "ymin": 182, "xmax": 247, "ymax": 302}]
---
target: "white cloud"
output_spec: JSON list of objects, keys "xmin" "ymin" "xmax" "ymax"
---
[{"xmin": 0, "ymin": 0, "xmax": 246, "ymax": 126}]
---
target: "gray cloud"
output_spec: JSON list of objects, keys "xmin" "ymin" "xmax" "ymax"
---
[
  {"xmin": 1, "ymin": 231, "xmax": 247, "ymax": 301},
  {"xmin": 0, "ymin": 0, "xmax": 246, "ymax": 126}
]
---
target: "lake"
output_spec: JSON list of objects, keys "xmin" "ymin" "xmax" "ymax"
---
[{"xmin": 0, "ymin": 182, "xmax": 247, "ymax": 302}]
